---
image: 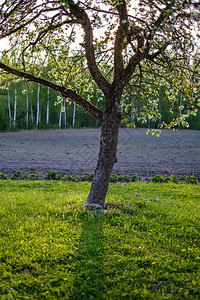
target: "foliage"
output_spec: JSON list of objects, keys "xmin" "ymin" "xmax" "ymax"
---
[
  {"xmin": 110, "ymin": 174, "xmax": 119, "ymax": 183},
  {"xmin": 81, "ymin": 172, "xmax": 95, "ymax": 181},
  {"xmin": 9, "ymin": 171, "xmax": 42, "ymax": 180},
  {"xmin": 0, "ymin": 0, "xmax": 199, "ymax": 131},
  {"xmin": 131, "ymin": 173, "xmax": 139, "ymax": 182},
  {"xmin": 28, "ymin": 172, "xmax": 42, "ymax": 181},
  {"xmin": 0, "ymin": 172, "xmax": 7, "ymax": 180},
  {"xmin": 0, "ymin": 171, "xmax": 198, "ymax": 184},
  {"xmin": 185, "ymin": 175, "xmax": 198, "ymax": 185},
  {"xmin": 46, "ymin": 170, "xmax": 57, "ymax": 180},
  {"xmin": 151, "ymin": 174, "xmax": 198, "ymax": 184},
  {"xmin": 1, "ymin": 78, "xmax": 200, "ymax": 130},
  {"xmin": 10, "ymin": 170, "xmax": 24, "ymax": 180},
  {"xmin": 0, "ymin": 180, "xmax": 200, "ymax": 299}
]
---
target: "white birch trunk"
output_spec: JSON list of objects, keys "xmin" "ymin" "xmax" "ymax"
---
[
  {"xmin": 121, "ymin": 104, "xmax": 123, "ymax": 115},
  {"xmin": 64, "ymin": 98, "xmax": 67, "ymax": 128},
  {"xmin": 36, "ymin": 83, "xmax": 40, "ymax": 127},
  {"xmin": 179, "ymin": 96, "xmax": 182, "ymax": 118},
  {"xmin": 131, "ymin": 106, "xmax": 135, "ymax": 123},
  {"xmin": 7, "ymin": 89, "xmax": 12, "ymax": 129},
  {"xmin": 26, "ymin": 90, "xmax": 29, "ymax": 128},
  {"xmin": 30, "ymin": 102, "xmax": 34, "ymax": 125},
  {"xmin": 59, "ymin": 100, "xmax": 63, "ymax": 129},
  {"xmin": 46, "ymin": 87, "xmax": 49, "ymax": 126},
  {"xmin": 73, "ymin": 103, "xmax": 76, "ymax": 127},
  {"xmin": 13, "ymin": 83, "xmax": 17, "ymax": 129}
]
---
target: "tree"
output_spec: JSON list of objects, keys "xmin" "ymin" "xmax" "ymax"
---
[
  {"xmin": 7, "ymin": 87, "xmax": 12, "ymax": 129},
  {"xmin": 0, "ymin": 0, "xmax": 199, "ymax": 207}
]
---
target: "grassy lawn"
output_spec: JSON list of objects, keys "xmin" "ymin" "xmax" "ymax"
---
[{"xmin": 0, "ymin": 180, "xmax": 200, "ymax": 299}]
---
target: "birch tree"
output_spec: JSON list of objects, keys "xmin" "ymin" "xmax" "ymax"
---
[
  {"xmin": 36, "ymin": 82, "xmax": 40, "ymax": 128},
  {"xmin": 13, "ymin": 82, "xmax": 17, "ymax": 128},
  {"xmin": 59, "ymin": 99, "xmax": 63, "ymax": 128},
  {"xmin": 26, "ymin": 88, "xmax": 29, "ymax": 128},
  {"xmin": 46, "ymin": 87, "xmax": 50, "ymax": 126},
  {"xmin": 7, "ymin": 88, "xmax": 12, "ymax": 129},
  {"xmin": 0, "ymin": 0, "xmax": 199, "ymax": 207},
  {"xmin": 72, "ymin": 103, "xmax": 76, "ymax": 127}
]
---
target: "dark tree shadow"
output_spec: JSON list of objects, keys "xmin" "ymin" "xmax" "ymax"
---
[{"xmin": 69, "ymin": 209, "xmax": 106, "ymax": 299}]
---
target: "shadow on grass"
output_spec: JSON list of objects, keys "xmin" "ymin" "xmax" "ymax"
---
[{"xmin": 69, "ymin": 209, "xmax": 106, "ymax": 299}]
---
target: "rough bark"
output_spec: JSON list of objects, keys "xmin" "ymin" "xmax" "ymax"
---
[
  {"xmin": 86, "ymin": 86, "xmax": 122, "ymax": 208},
  {"xmin": 86, "ymin": 112, "xmax": 120, "ymax": 208}
]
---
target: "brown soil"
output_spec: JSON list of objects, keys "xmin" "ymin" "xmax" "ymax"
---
[{"xmin": 0, "ymin": 128, "xmax": 200, "ymax": 178}]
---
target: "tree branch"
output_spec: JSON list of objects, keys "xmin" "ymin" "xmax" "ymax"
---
[
  {"xmin": 122, "ymin": 51, "xmax": 145, "ymax": 86},
  {"xmin": 113, "ymin": 0, "xmax": 129, "ymax": 81},
  {"xmin": 21, "ymin": 19, "xmax": 75, "ymax": 56},
  {"xmin": 67, "ymin": 0, "xmax": 111, "ymax": 97},
  {"xmin": 144, "ymin": 1, "xmax": 176, "ymax": 55},
  {"xmin": 145, "ymin": 42, "xmax": 169, "ymax": 60},
  {"xmin": 0, "ymin": 0, "xmax": 25, "ymax": 25},
  {"xmin": 0, "ymin": 62, "xmax": 103, "ymax": 122}
]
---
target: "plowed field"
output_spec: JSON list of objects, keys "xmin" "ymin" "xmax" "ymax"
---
[{"xmin": 0, "ymin": 128, "xmax": 200, "ymax": 178}]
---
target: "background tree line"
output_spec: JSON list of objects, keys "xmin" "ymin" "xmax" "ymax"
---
[
  {"xmin": 0, "ymin": 75, "xmax": 199, "ymax": 131},
  {"xmin": 0, "ymin": 79, "xmax": 102, "ymax": 130}
]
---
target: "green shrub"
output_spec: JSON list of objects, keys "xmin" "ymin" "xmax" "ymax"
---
[
  {"xmin": 46, "ymin": 170, "xmax": 57, "ymax": 180},
  {"xmin": 131, "ymin": 173, "xmax": 139, "ymax": 182},
  {"xmin": 110, "ymin": 174, "xmax": 119, "ymax": 183},
  {"xmin": 169, "ymin": 175, "xmax": 179, "ymax": 183},
  {"xmin": 118, "ymin": 174, "xmax": 130, "ymax": 182},
  {"xmin": 28, "ymin": 172, "xmax": 42, "ymax": 180},
  {"xmin": 69, "ymin": 174, "xmax": 80, "ymax": 182},
  {"xmin": 60, "ymin": 172, "xmax": 69, "ymax": 181},
  {"xmin": 162, "ymin": 175, "xmax": 170, "ymax": 183},
  {"xmin": 185, "ymin": 175, "xmax": 198, "ymax": 184},
  {"xmin": 0, "ymin": 172, "xmax": 7, "ymax": 180},
  {"xmin": 151, "ymin": 175, "xmax": 164, "ymax": 183},
  {"xmin": 81, "ymin": 172, "xmax": 95, "ymax": 181},
  {"xmin": 10, "ymin": 170, "xmax": 24, "ymax": 180}
]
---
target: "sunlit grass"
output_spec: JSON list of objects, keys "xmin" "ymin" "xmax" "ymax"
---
[{"xmin": 0, "ymin": 180, "xmax": 200, "ymax": 299}]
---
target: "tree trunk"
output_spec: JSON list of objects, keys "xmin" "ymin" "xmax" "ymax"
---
[
  {"xmin": 7, "ymin": 89, "xmax": 12, "ymax": 130},
  {"xmin": 64, "ymin": 98, "xmax": 67, "ymax": 128},
  {"xmin": 131, "ymin": 106, "xmax": 135, "ymax": 123},
  {"xmin": 36, "ymin": 83, "xmax": 40, "ymax": 128},
  {"xmin": 26, "ymin": 90, "xmax": 29, "ymax": 128},
  {"xmin": 72, "ymin": 103, "xmax": 76, "ymax": 127},
  {"xmin": 13, "ymin": 83, "xmax": 17, "ymax": 129},
  {"xmin": 59, "ymin": 100, "xmax": 63, "ymax": 129},
  {"xmin": 46, "ymin": 87, "xmax": 49, "ymax": 126},
  {"xmin": 30, "ymin": 102, "xmax": 34, "ymax": 125},
  {"xmin": 86, "ymin": 109, "xmax": 121, "ymax": 208},
  {"xmin": 179, "ymin": 96, "xmax": 182, "ymax": 118}
]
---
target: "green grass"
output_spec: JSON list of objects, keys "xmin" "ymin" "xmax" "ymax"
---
[{"xmin": 0, "ymin": 181, "xmax": 200, "ymax": 299}]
